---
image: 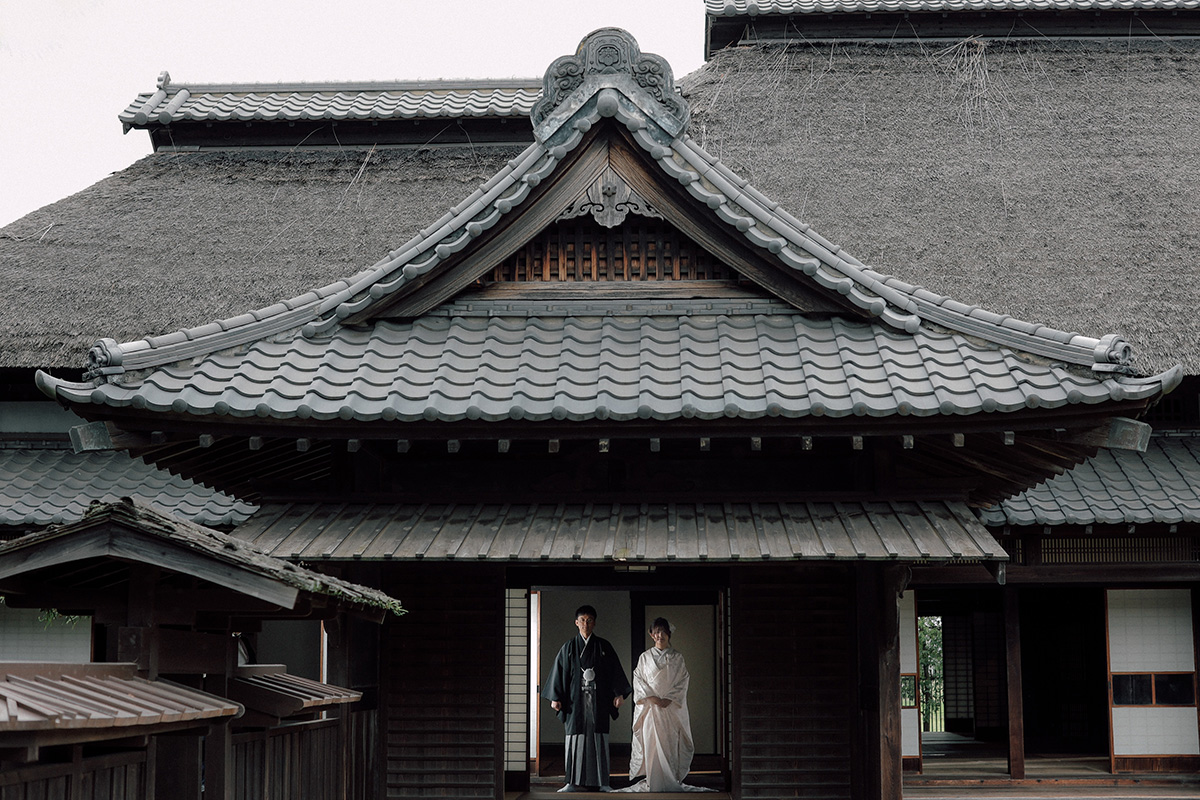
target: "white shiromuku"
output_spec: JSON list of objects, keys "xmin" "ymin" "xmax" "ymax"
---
[{"xmin": 624, "ymin": 646, "xmax": 712, "ymax": 792}]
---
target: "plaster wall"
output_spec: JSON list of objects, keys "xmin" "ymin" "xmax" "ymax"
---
[
  {"xmin": 0, "ymin": 602, "xmax": 90, "ymax": 661},
  {"xmin": 1108, "ymin": 589, "xmax": 1194, "ymax": 672}
]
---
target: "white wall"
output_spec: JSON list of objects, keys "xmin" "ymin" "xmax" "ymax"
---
[
  {"xmin": 0, "ymin": 602, "xmax": 91, "ymax": 661},
  {"xmin": 899, "ymin": 592, "xmax": 920, "ymax": 758},
  {"xmin": 1108, "ymin": 589, "xmax": 1195, "ymax": 672},
  {"xmin": 1107, "ymin": 589, "xmax": 1199, "ymax": 757}
]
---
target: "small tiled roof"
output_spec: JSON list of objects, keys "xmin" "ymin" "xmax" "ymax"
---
[
  {"xmin": 0, "ymin": 449, "xmax": 256, "ymax": 529},
  {"xmin": 0, "ymin": 498, "xmax": 403, "ymax": 616},
  {"xmin": 230, "ymin": 666, "xmax": 361, "ymax": 718},
  {"xmin": 979, "ymin": 437, "xmax": 1200, "ymax": 526},
  {"xmin": 706, "ymin": 0, "xmax": 1200, "ymax": 13},
  {"xmin": 120, "ymin": 73, "xmax": 540, "ymax": 130},
  {"xmin": 35, "ymin": 301, "xmax": 1164, "ymax": 424},
  {"xmin": 232, "ymin": 499, "xmax": 1007, "ymax": 562},
  {"xmin": 0, "ymin": 663, "xmax": 241, "ymax": 740}
]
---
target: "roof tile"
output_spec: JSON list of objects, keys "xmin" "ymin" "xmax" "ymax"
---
[
  {"xmin": 980, "ymin": 438, "xmax": 1200, "ymax": 526},
  {"xmin": 0, "ymin": 450, "xmax": 256, "ymax": 529}
]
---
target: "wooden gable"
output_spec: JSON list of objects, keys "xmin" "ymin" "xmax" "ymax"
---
[{"xmin": 344, "ymin": 124, "xmax": 852, "ymax": 322}]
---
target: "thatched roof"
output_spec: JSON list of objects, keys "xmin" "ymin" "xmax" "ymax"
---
[
  {"xmin": 3, "ymin": 37, "xmax": 1197, "ymax": 375},
  {"xmin": 0, "ymin": 145, "xmax": 524, "ymax": 370},
  {"xmin": 680, "ymin": 38, "xmax": 1200, "ymax": 375}
]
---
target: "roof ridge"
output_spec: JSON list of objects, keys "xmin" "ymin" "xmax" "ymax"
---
[
  {"xmin": 706, "ymin": 0, "xmax": 1200, "ymax": 14},
  {"xmin": 121, "ymin": 71, "xmax": 543, "ymax": 129}
]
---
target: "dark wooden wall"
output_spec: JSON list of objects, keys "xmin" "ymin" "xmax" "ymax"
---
[
  {"xmin": 731, "ymin": 565, "xmax": 857, "ymax": 800},
  {"xmin": 231, "ymin": 718, "xmax": 343, "ymax": 800},
  {"xmin": 382, "ymin": 565, "xmax": 506, "ymax": 799},
  {"xmin": 0, "ymin": 751, "xmax": 145, "ymax": 800}
]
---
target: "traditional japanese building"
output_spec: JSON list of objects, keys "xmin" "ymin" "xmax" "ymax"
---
[{"xmin": 4, "ymin": 3, "xmax": 1200, "ymax": 799}]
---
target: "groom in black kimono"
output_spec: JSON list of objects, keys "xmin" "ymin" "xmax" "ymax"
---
[{"xmin": 542, "ymin": 604, "xmax": 632, "ymax": 792}]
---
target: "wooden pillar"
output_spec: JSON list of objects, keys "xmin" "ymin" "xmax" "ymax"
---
[
  {"xmin": 879, "ymin": 567, "xmax": 904, "ymax": 800},
  {"xmin": 325, "ymin": 614, "xmax": 352, "ymax": 800},
  {"xmin": 202, "ymin": 632, "xmax": 238, "ymax": 800},
  {"xmin": 1004, "ymin": 587, "xmax": 1025, "ymax": 779},
  {"xmin": 856, "ymin": 565, "xmax": 904, "ymax": 800}
]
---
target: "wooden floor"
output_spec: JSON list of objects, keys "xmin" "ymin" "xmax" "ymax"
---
[
  {"xmin": 512, "ymin": 735, "xmax": 1200, "ymax": 798},
  {"xmin": 905, "ymin": 733, "xmax": 1200, "ymax": 796}
]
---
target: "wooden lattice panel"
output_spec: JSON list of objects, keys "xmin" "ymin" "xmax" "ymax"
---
[{"xmin": 486, "ymin": 218, "xmax": 735, "ymax": 283}]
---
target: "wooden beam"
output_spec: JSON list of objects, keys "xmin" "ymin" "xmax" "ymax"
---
[{"xmin": 1060, "ymin": 416, "xmax": 1152, "ymax": 452}]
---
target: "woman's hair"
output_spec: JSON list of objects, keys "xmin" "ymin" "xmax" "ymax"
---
[{"xmin": 650, "ymin": 617, "xmax": 671, "ymax": 635}]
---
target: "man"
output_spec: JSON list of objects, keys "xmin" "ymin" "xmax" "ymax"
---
[{"xmin": 542, "ymin": 605, "xmax": 632, "ymax": 792}]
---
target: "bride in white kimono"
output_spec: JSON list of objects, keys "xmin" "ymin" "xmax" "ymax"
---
[{"xmin": 622, "ymin": 618, "xmax": 713, "ymax": 792}]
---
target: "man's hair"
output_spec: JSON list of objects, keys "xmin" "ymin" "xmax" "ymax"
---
[{"xmin": 575, "ymin": 605, "xmax": 598, "ymax": 620}]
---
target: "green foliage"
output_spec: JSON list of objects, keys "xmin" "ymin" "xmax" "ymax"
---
[
  {"xmin": 38, "ymin": 607, "xmax": 85, "ymax": 629},
  {"xmin": 918, "ymin": 615, "xmax": 944, "ymax": 732}
]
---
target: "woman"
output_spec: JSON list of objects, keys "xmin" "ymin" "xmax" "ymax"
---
[{"xmin": 623, "ymin": 617, "xmax": 712, "ymax": 792}]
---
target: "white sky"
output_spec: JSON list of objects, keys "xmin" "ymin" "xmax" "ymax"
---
[{"xmin": 0, "ymin": 0, "xmax": 706, "ymax": 228}]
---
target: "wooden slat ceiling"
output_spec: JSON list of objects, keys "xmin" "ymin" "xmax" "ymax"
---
[{"xmin": 232, "ymin": 500, "xmax": 1006, "ymax": 563}]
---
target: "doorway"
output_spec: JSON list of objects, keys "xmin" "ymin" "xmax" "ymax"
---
[{"xmin": 526, "ymin": 586, "xmax": 725, "ymax": 789}]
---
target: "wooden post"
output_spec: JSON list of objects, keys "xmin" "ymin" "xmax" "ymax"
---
[
  {"xmin": 879, "ymin": 567, "xmax": 904, "ymax": 800},
  {"xmin": 856, "ymin": 565, "xmax": 904, "ymax": 800},
  {"xmin": 325, "ymin": 614, "xmax": 352, "ymax": 800},
  {"xmin": 1004, "ymin": 587, "xmax": 1026, "ymax": 779},
  {"xmin": 202, "ymin": 632, "xmax": 237, "ymax": 800}
]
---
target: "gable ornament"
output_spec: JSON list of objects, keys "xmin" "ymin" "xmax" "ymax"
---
[
  {"xmin": 531, "ymin": 28, "xmax": 689, "ymax": 148},
  {"xmin": 557, "ymin": 165, "xmax": 662, "ymax": 228}
]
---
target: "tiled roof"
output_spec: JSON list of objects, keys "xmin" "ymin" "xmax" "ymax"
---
[
  {"xmin": 979, "ymin": 437, "xmax": 1200, "ymax": 526},
  {"xmin": 35, "ymin": 29, "xmax": 1180, "ymax": 423},
  {"xmin": 0, "ymin": 449, "xmax": 256, "ymax": 529},
  {"xmin": 232, "ymin": 500, "xmax": 1007, "ymax": 562},
  {"xmin": 0, "ymin": 498, "xmax": 404, "ymax": 616},
  {"xmin": 34, "ymin": 302, "xmax": 1163, "ymax": 424},
  {"xmin": 120, "ymin": 73, "xmax": 540, "ymax": 129},
  {"xmin": 706, "ymin": 0, "xmax": 1200, "ymax": 13}
]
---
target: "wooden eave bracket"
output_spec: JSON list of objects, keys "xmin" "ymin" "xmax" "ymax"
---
[
  {"xmin": 1059, "ymin": 416, "xmax": 1152, "ymax": 452},
  {"xmin": 985, "ymin": 560, "xmax": 1007, "ymax": 585},
  {"xmin": 70, "ymin": 420, "xmax": 149, "ymax": 453}
]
